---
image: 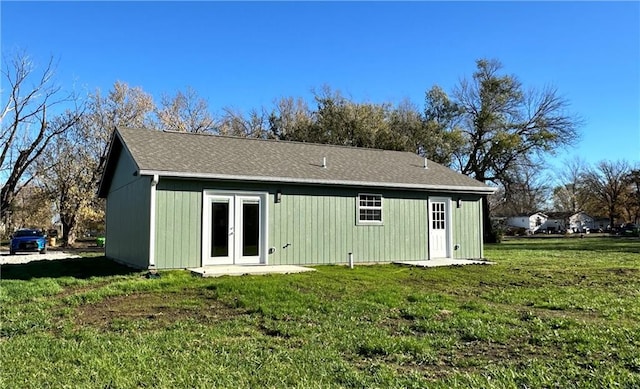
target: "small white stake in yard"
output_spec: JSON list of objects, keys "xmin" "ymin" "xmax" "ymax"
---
[{"xmin": 348, "ymin": 252, "xmax": 354, "ymax": 269}]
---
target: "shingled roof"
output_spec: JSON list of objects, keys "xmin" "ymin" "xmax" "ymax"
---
[{"xmin": 98, "ymin": 127, "xmax": 495, "ymax": 197}]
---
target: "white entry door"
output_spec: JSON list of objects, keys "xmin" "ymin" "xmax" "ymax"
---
[
  {"xmin": 203, "ymin": 193, "xmax": 265, "ymax": 266},
  {"xmin": 429, "ymin": 198, "xmax": 451, "ymax": 259}
]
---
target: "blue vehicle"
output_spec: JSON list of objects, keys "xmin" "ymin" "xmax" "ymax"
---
[{"xmin": 10, "ymin": 229, "xmax": 47, "ymax": 255}]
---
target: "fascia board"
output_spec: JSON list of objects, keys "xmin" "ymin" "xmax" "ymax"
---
[{"xmin": 139, "ymin": 169, "xmax": 497, "ymax": 195}]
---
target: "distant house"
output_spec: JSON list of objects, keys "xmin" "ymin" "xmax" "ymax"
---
[
  {"xmin": 593, "ymin": 217, "xmax": 610, "ymax": 231},
  {"xmin": 506, "ymin": 211, "xmax": 603, "ymax": 234},
  {"xmin": 542, "ymin": 212, "xmax": 572, "ymax": 233},
  {"xmin": 98, "ymin": 127, "xmax": 496, "ymax": 270},
  {"xmin": 569, "ymin": 212, "xmax": 597, "ymax": 232},
  {"xmin": 543, "ymin": 211, "xmax": 601, "ymax": 233},
  {"xmin": 506, "ymin": 212, "xmax": 548, "ymax": 234}
]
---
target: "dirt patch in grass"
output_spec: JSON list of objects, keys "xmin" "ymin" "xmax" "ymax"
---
[
  {"xmin": 56, "ymin": 280, "xmax": 114, "ymax": 299},
  {"xmin": 75, "ymin": 290, "xmax": 247, "ymax": 330}
]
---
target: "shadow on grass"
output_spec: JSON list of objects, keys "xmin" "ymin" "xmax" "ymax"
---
[{"xmin": 0, "ymin": 256, "xmax": 139, "ymax": 280}]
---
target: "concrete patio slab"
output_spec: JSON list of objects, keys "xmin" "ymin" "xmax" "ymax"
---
[
  {"xmin": 394, "ymin": 258, "xmax": 494, "ymax": 268},
  {"xmin": 190, "ymin": 264, "xmax": 316, "ymax": 278}
]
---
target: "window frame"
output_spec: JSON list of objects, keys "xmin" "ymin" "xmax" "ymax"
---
[{"xmin": 357, "ymin": 193, "xmax": 383, "ymax": 225}]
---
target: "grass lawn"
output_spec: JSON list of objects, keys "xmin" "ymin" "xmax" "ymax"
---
[{"xmin": 1, "ymin": 238, "xmax": 639, "ymax": 388}]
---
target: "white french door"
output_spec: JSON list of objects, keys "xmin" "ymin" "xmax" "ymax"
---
[
  {"xmin": 203, "ymin": 193, "xmax": 266, "ymax": 266},
  {"xmin": 429, "ymin": 197, "xmax": 451, "ymax": 259}
]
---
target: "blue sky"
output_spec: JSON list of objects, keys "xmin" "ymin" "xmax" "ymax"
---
[{"xmin": 2, "ymin": 1, "xmax": 639, "ymax": 168}]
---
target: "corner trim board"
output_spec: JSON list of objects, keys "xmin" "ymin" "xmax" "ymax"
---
[{"xmin": 149, "ymin": 174, "xmax": 159, "ymax": 268}]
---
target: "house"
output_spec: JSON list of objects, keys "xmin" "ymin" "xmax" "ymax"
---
[
  {"xmin": 506, "ymin": 211, "xmax": 602, "ymax": 235},
  {"xmin": 506, "ymin": 212, "xmax": 548, "ymax": 234},
  {"xmin": 542, "ymin": 211, "xmax": 603, "ymax": 233},
  {"xmin": 569, "ymin": 212, "xmax": 598, "ymax": 232},
  {"xmin": 541, "ymin": 212, "xmax": 571, "ymax": 233},
  {"xmin": 98, "ymin": 127, "xmax": 496, "ymax": 270}
]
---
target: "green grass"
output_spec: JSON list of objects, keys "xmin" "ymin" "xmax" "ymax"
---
[{"xmin": 1, "ymin": 237, "xmax": 639, "ymax": 388}]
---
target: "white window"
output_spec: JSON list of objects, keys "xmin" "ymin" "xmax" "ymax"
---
[
  {"xmin": 358, "ymin": 194, "xmax": 383, "ymax": 224},
  {"xmin": 431, "ymin": 202, "xmax": 446, "ymax": 230}
]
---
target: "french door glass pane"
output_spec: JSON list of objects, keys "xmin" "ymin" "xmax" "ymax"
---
[
  {"xmin": 242, "ymin": 202, "xmax": 260, "ymax": 256},
  {"xmin": 212, "ymin": 202, "xmax": 229, "ymax": 257}
]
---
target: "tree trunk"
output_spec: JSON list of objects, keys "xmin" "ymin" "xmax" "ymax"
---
[
  {"xmin": 610, "ymin": 215, "xmax": 616, "ymax": 233},
  {"xmin": 0, "ymin": 187, "xmax": 14, "ymax": 226},
  {"xmin": 483, "ymin": 196, "xmax": 496, "ymax": 243},
  {"xmin": 61, "ymin": 214, "xmax": 77, "ymax": 247}
]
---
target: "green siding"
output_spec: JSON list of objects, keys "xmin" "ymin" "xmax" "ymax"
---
[
  {"xmin": 451, "ymin": 196, "xmax": 483, "ymax": 259},
  {"xmin": 151, "ymin": 179, "xmax": 484, "ymax": 269},
  {"xmin": 105, "ymin": 150, "xmax": 150, "ymax": 268},
  {"xmin": 155, "ymin": 180, "xmax": 203, "ymax": 269},
  {"xmin": 252, "ymin": 186, "xmax": 428, "ymax": 265}
]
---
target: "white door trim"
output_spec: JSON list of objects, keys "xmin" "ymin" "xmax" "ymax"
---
[
  {"xmin": 233, "ymin": 195, "xmax": 263, "ymax": 265},
  {"xmin": 202, "ymin": 190, "xmax": 269, "ymax": 266},
  {"xmin": 428, "ymin": 197, "xmax": 452, "ymax": 259},
  {"xmin": 203, "ymin": 195, "xmax": 235, "ymax": 265}
]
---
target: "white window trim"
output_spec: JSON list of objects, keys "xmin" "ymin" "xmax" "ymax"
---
[{"xmin": 357, "ymin": 193, "xmax": 383, "ymax": 225}]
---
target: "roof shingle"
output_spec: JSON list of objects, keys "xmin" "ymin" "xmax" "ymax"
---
[{"xmin": 106, "ymin": 127, "xmax": 494, "ymax": 194}]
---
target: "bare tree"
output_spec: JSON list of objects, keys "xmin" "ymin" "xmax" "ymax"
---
[
  {"xmin": 38, "ymin": 82, "xmax": 155, "ymax": 246},
  {"xmin": 622, "ymin": 168, "xmax": 640, "ymax": 224},
  {"xmin": 218, "ymin": 107, "xmax": 270, "ymax": 138},
  {"xmin": 38, "ymin": 124, "xmax": 101, "ymax": 246},
  {"xmin": 551, "ymin": 157, "xmax": 589, "ymax": 213},
  {"xmin": 495, "ymin": 164, "xmax": 551, "ymax": 215},
  {"xmin": 0, "ymin": 52, "xmax": 81, "ymax": 230},
  {"xmin": 7, "ymin": 184, "xmax": 53, "ymax": 231},
  {"xmin": 156, "ymin": 86, "xmax": 216, "ymax": 133},
  {"xmin": 87, "ymin": 81, "xmax": 155, "ymax": 183},
  {"xmin": 584, "ymin": 160, "xmax": 632, "ymax": 228}
]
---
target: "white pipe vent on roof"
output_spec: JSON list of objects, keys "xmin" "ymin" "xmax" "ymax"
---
[
  {"xmin": 322, "ymin": 156, "xmax": 327, "ymax": 168},
  {"xmin": 423, "ymin": 157, "xmax": 428, "ymax": 169}
]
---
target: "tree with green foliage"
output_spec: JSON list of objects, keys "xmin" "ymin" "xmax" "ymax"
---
[
  {"xmin": 421, "ymin": 86, "xmax": 465, "ymax": 165},
  {"xmin": 424, "ymin": 59, "xmax": 581, "ymax": 241},
  {"xmin": 268, "ymin": 87, "xmax": 420, "ymax": 152},
  {"xmin": 267, "ymin": 96, "xmax": 313, "ymax": 141}
]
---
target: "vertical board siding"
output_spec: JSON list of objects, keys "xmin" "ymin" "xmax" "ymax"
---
[
  {"xmin": 105, "ymin": 150, "xmax": 150, "ymax": 268},
  {"xmin": 451, "ymin": 197, "xmax": 483, "ymax": 259},
  {"xmin": 155, "ymin": 180, "xmax": 202, "ymax": 269},
  {"xmin": 153, "ymin": 179, "xmax": 475, "ymax": 268},
  {"xmin": 268, "ymin": 190, "xmax": 428, "ymax": 265}
]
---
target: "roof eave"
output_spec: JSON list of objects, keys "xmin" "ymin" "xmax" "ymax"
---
[
  {"xmin": 138, "ymin": 170, "xmax": 497, "ymax": 195},
  {"xmin": 97, "ymin": 127, "xmax": 142, "ymax": 198},
  {"xmin": 97, "ymin": 129, "xmax": 121, "ymax": 198}
]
